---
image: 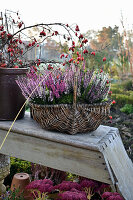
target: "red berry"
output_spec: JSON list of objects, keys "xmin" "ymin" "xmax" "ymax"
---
[
  {"xmin": 55, "ymin": 31, "xmax": 58, "ymax": 35},
  {"xmin": 8, "ymin": 48, "xmax": 12, "ymax": 52},
  {"xmin": 77, "ymin": 51, "xmax": 79, "ymax": 56},
  {"xmin": 108, "ymin": 91, "xmax": 112, "ymax": 96},
  {"xmin": 79, "ymin": 34, "xmax": 83, "ymax": 39},
  {"xmin": 60, "ymin": 54, "xmax": 64, "ymax": 58},
  {"xmin": 7, "ymin": 34, "xmax": 12, "ymax": 39},
  {"xmin": 72, "ymin": 41, "xmax": 75, "ymax": 45},
  {"xmin": 28, "ymin": 43, "xmax": 32, "ymax": 47},
  {"xmin": 75, "ymin": 25, "xmax": 80, "ymax": 31},
  {"xmin": 83, "ymin": 49, "xmax": 88, "ymax": 54},
  {"xmin": 112, "ymin": 100, "xmax": 116, "ymax": 104},
  {"xmin": 109, "ymin": 116, "xmax": 112, "ymax": 120},
  {"xmin": 33, "ymin": 66, "xmax": 37, "ymax": 71},
  {"xmin": 32, "ymin": 41, "xmax": 35, "ymax": 46},
  {"xmin": 82, "ymin": 39, "xmax": 88, "ymax": 44},
  {"xmin": 18, "ymin": 22, "xmax": 22, "ymax": 29},
  {"xmin": 19, "ymin": 40, "xmax": 22, "ymax": 44},
  {"xmin": 77, "ymin": 56, "xmax": 81, "ymax": 61},
  {"xmin": 103, "ymin": 57, "xmax": 106, "ymax": 62},
  {"xmin": 72, "ymin": 48, "xmax": 74, "ymax": 52},
  {"xmin": 40, "ymin": 31, "xmax": 46, "ymax": 36},
  {"xmin": 0, "ymin": 63, "xmax": 7, "ymax": 68},
  {"xmin": 91, "ymin": 51, "xmax": 95, "ymax": 56}
]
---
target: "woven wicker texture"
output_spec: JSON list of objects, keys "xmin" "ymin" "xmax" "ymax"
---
[{"xmin": 30, "ymin": 101, "xmax": 111, "ymax": 134}]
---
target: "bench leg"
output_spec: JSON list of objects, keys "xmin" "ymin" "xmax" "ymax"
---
[{"xmin": 99, "ymin": 129, "xmax": 133, "ymax": 200}]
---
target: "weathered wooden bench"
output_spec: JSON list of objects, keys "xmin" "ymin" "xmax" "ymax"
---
[{"xmin": 0, "ymin": 112, "xmax": 133, "ymax": 200}]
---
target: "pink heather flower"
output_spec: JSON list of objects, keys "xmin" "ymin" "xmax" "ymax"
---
[{"xmin": 83, "ymin": 60, "xmax": 85, "ymax": 70}]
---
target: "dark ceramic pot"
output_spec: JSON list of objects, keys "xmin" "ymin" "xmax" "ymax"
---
[{"xmin": 0, "ymin": 68, "xmax": 28, "ymax": 120}]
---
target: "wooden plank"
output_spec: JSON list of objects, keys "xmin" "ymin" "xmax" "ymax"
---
[
  {"xmin": 0, "ymin": 112, "xmax": 114, "ymax": 151},
  {"xmin": 0, "ymin": 129, "xmax": 112, "ymax": 184}
]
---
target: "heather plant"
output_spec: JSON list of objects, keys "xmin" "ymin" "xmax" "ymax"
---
[
  {"xmin": 16, "ymin": 64, "xmax": 111, "ymax": 105},
  {"xmin": 5, "ymin": 16, "xmax": 111, "ymax": 105}
]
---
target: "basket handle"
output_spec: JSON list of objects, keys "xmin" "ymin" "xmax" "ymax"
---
[{"xmin": 73, "ymin": 68, "xmax": 79, "ymax": 109}]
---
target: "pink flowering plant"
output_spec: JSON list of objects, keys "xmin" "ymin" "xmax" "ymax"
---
[
  {"xmin": 15, "ymin": 23, "xmax": 111, "ymax": 106},
  {"xmin": 25, "ymin": 177, "xmax": 124, "ymax": 200},
  {"xmin": 0, "ymin": 10, "xmax": 114, "ymax": 107},
  {"xmin": 16, "ymin": 64, "xmax": 110, "ymax": 105}
]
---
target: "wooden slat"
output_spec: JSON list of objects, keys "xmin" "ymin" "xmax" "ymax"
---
[{"xmin": 0, "ymin": 129, "xmax": 112, "ymax": 184}]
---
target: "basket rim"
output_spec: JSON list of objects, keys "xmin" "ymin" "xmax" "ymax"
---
[{"xmin": 29, "ymin": 99, "xmax": 112, "ymax": 108}]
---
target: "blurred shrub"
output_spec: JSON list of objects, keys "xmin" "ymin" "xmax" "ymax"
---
[
  {"xmin": 120, "ymin": 104, "xmax": 133, "ymax": 114},
  {"xmin": 111, "ymin": 87, "xmax": 124, "ymax": 94},
  {"xmin": 4, "ymin": 157, "xmax": 31, "ymax": 186},
  {"xmin": 111, "ymin": 80, "xmax": 133, "ymax": 107},
  {"xmin": 121, "ymin": 80, "xmax": 133, "ymax": 91},
  {"xmin": 111, "ymin": 93, "xmax": 133, "ymax": 106}
]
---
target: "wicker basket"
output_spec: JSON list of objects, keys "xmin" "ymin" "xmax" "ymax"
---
[{"xmin": 29, "ymin": 101, "xmax": 111, "ymax": 134}]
